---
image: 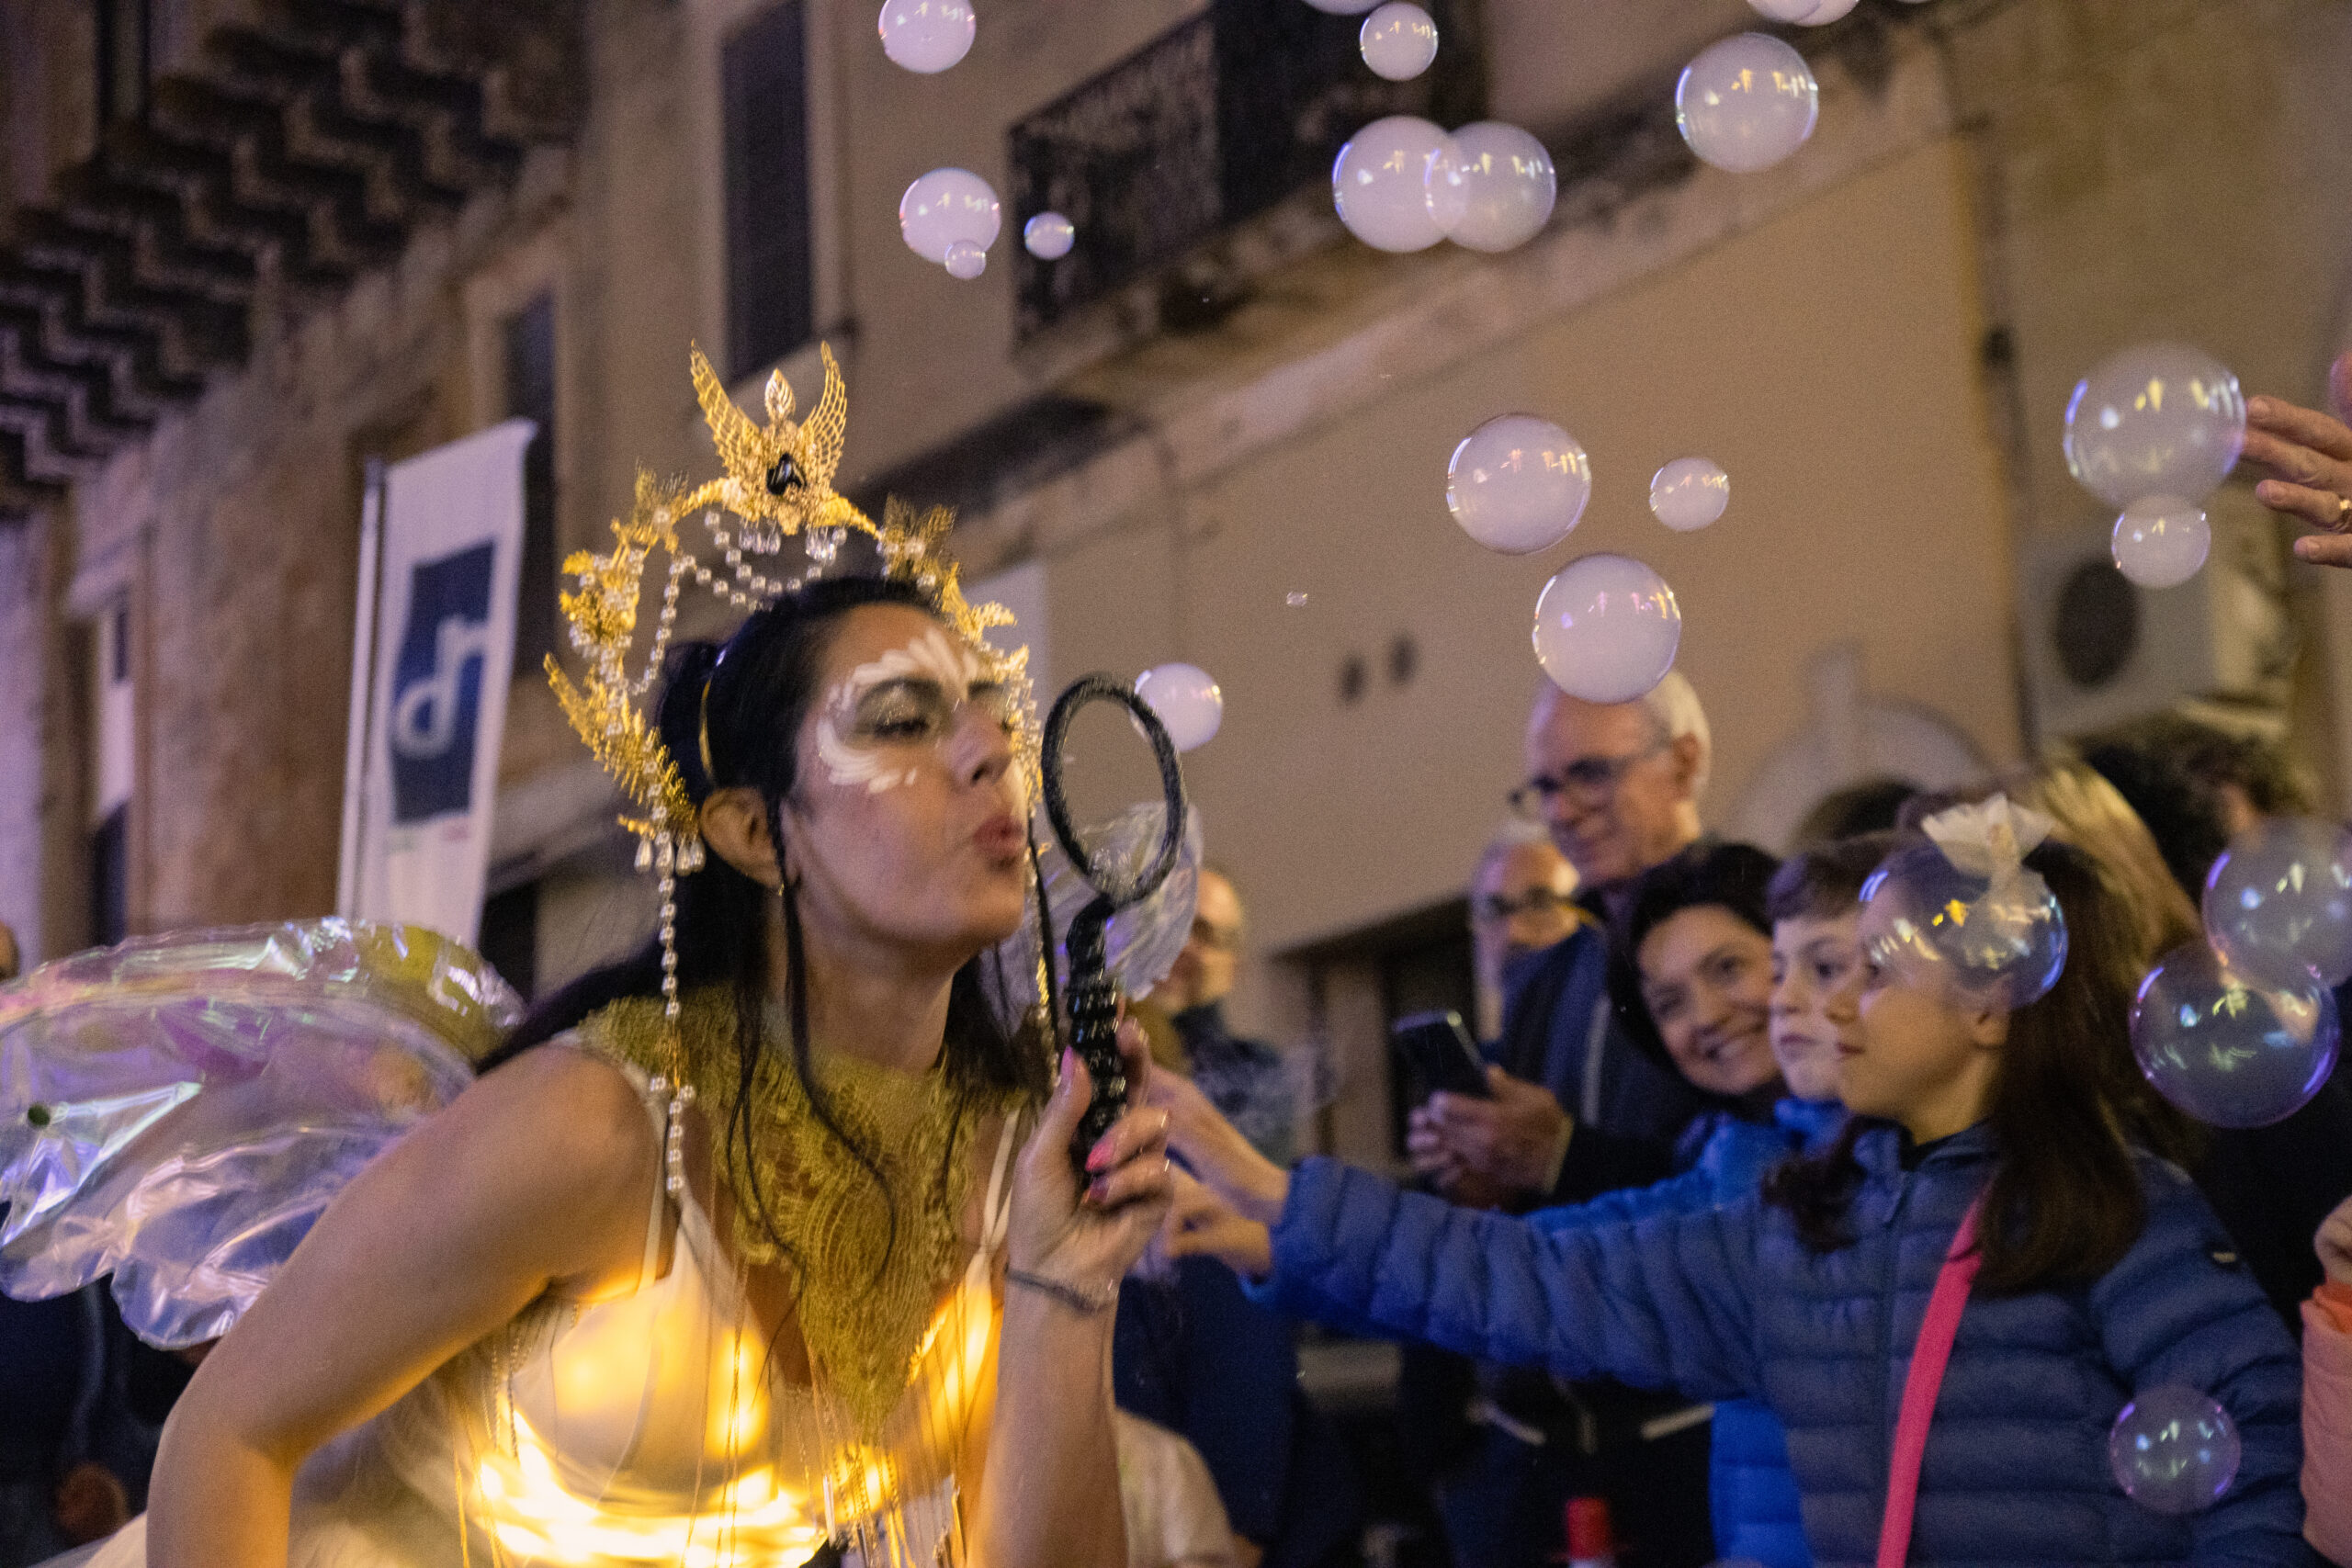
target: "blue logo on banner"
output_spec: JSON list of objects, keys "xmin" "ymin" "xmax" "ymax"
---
[{"xmin": 389, "ymin": 543, "xmax": 495, "ymax": 824}]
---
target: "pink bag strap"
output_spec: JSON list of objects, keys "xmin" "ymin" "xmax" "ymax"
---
[{"xmin": 1875, "ymin": 1194, "xmax": 1985, "ymax": 1568}]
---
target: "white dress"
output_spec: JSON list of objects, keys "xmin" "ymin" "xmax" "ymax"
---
[{"xmin": 1, "ymin": 924, "xmax": 1017, "ymax": 1568}]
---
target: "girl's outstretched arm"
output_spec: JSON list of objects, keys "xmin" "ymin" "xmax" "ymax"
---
[{"xmin": 1257, "ymin": 1156, "xmax": 1762, "ymax": 1403}]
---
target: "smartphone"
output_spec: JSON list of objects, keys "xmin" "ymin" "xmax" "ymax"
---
[{"xmin": 1391, "ymin": 1009, "xmax": 1492, "ymax": 1100}]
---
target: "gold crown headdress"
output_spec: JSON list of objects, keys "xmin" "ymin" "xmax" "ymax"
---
[{"xmin": 549, "ymin": 344, "xmax": 1035, "ymax": 1035}]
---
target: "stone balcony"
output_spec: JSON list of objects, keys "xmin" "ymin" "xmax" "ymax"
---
[{"xmin": 0, "ymin": 0, "xmax": 582, "ymax": 520}]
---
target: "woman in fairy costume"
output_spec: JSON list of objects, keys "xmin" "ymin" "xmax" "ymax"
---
[{"xmin": 2, "ymin": 348, "xmax": 1176, "ymax": 1568}]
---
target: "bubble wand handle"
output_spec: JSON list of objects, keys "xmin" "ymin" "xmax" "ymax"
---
[{"xmin": 1038, "ymin": 674, "xmax": 1188, "ymax": 1175}]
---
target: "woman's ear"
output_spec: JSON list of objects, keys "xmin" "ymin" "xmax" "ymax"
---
[
  {"xmin": 1964, "ymin": 998, "xmax": 2012, "ymax": 1050},
  {"xmin": 699, "ymin": 787, "xmax": 784, "ymax": 889}
]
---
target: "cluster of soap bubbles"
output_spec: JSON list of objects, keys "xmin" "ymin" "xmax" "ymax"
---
[
  {"xmin": 1136, "ymin": 663, "xmax": 1225, "ymax": 752},
  {"xmin": 2064, "ymin": 343, "xmax": 2245, "ymax": 589},
  {"xmin": 885, "ymin": 1, "xmax": 1083, "ymax": 276},
  {"xmin": 2109, "ymin": 1387, "xmax": 2243, "ymax": 1516},
  {"xmin": 2130, "ymin": 816, "xmax": 2350, "ymax": 1129},
  {"xmin": 1333, "ymin": 118, "xmax": 1557, "ymax": 254}
]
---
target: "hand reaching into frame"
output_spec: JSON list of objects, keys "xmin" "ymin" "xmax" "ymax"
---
[{"xmin": 2245, "ymin": 351, "xmax": 2352, "ymax": 567}]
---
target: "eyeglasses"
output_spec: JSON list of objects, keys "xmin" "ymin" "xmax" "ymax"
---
[
  {"xmin": 1475, "ymin": 887, "xmax": 1577, "ymax": 923},
  {"xmin": 1508, "ymin": 741, "xmax": 1666, "ymax": 818}
]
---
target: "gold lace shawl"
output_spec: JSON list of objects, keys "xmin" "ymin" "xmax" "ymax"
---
[{"xmin": 580, "ymin": 991, "xmax": 1023, "ymax": 1434}]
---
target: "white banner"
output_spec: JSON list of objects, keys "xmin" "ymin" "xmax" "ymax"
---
[{"xmin": 338, "ymin": 420, "xmax": 536, "ymax": 944}]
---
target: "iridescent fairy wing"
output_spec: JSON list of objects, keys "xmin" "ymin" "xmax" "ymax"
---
[
  {"xmin": 991, "ymin": 804, "xmax": 1204, "ymax": 1028},
  {"xmin": 0, "ymin": 919, "xmax": 517, "ymax": 1348}
]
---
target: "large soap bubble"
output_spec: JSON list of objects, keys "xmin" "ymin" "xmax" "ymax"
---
[
  {"xmin": 1860, "ymin": 837, "xmax": 2069, "ymax": 1009},
  {"xmin": 2109, "ymin": 495, "xmax": 2209, "ymax": 589},
  {"xmin": 1441, "ymin": 122, "xmax": 1555, "ymax": 253},
  {"xmin": 2109, "ymin": 1387, "xmax": 2243, "ymax": 1516},
  {"xmin": 1676, "ymin": 35, "xmax": 1818, "ymax": 174},
  {"xmin": 1650, "ymin": 457, "xmax": 1730, "ymax": 532},
  {"xmin": 2131, "ymin": 941, "xmax": 2340, "ymax": 1128},
  {"xmin": 1796, "ymin": 0, "xmax": 1860, "ymax": 20},
  {"xmin": 900, "ymin": 168, "xmax": 1001, "ymax": 265},
  {"xmin": 1532, "ymin": 555, "xmax": 1682, "ymax": 705},
  {"xmin": 1135, "ymin": 663, "xmax": 1224, "ymax": 752},
  {"xmin": 1447, "ymin": 414, "xmax": 1590, "ymax": 553},
  {"xmin": 2202, "ymin": 816, "xmax": 2352, "ymax": 987},
  {"xmin": 1023, "ymin": 212, "xmax": 1075, "ymax": 260},
  {"xmin": 878, "ymin": 0, "xmax": 975, "ymax": 73},
  {"xmin": 2063, "ymin": 343, "xmax": 2245, "ymax": 507},
  {"xmin": 1332, "ymin": 116, "xmax": 1461, "ymax": 252},
  {"xmin": 1359, "ymin": 2, "xmax": 1438, "ymax": 81}
]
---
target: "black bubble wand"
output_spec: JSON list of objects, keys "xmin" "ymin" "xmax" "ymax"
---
[{"xmin": 1035, "ymin": 674, "xmax": 1188, "ymax": 1173}]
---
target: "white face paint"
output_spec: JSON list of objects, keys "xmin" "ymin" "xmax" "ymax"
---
[{"xmin": 814, "ymin": 626, "xmax": 1009, "ymax": 795}]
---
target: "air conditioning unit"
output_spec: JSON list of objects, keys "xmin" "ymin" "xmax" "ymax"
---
[{"xmin": 2015, "ymin": 513, "xmax": 2278, "ymax": 743}]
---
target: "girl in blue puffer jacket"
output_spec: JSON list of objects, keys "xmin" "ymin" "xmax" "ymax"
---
[{"xmin": 1154, "ymin": 826, "xmax": 2314, "ymax": 1568}]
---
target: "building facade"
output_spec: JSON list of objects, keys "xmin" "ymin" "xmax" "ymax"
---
[{"xmin": 3, "ymin": 0, "xmax": 2348, "ymax": 1159}]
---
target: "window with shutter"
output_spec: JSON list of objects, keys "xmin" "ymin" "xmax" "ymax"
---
[{"xmin": 722, "ymin": 1, "xmax": 815, "ymax": 379}]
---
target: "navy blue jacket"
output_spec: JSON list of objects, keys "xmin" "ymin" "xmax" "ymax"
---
[
  {"xmin": 1251, "ymin": 1123, "xmax": 2315, "ymax": 1567},
  {"xmin": 1526, "ymin": 1099, "xmax": 1843, "ymax": 1568}
]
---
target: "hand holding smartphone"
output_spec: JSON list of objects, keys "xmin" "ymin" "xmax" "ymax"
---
[{"xmin": 1390, "ymin": 1009, "xmax": 1491, "ymax": 1101}]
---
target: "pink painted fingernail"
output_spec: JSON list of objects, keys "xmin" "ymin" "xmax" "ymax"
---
[{"xmin": 1086, "ymin": 1140, "xmax": 1113, "ymax": 1172}]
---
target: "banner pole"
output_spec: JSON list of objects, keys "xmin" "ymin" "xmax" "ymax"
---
[{"xmin": 335, "ymin": 457, "xmax": 387, "ymax": 919}]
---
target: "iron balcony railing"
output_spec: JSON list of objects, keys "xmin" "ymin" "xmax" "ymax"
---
[{"xmin": 1007, "ymin": 0, "xmax": 1482, "ymax": 340}]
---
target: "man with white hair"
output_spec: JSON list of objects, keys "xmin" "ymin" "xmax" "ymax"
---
[
  {"xmin": 1401, "ymin": 673, "xmax": 1719, "ymax": 1568},
  {"xmin": 1410, "ymin": 672, "xmax": 1713, "ymax": 1203}
]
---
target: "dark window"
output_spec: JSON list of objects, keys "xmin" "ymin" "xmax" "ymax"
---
[
  {"xmin": 722, "ymin": 2, "xmax": 814, "ymax": 378},
  {"xmin": 503, "ymin": 293, "xmax": 559, "ymax": 671},
  {"xmin": 479, "ymin": 882, "xmax": 539, "ymax": 1001},
  {"xmin": 109, "ymin": 602, "xmax": 130, "ymax": 683},
  {"xmin": 91, "ymin": 806, "xmax": 128, "ymax": 947},
  {"xmin": 95, "ymin": 0, "xmax": 153, "ymax": 125}
]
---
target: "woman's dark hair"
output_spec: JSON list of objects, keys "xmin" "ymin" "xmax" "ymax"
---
[
  {"xmin": 1763, "ymin": 836, "xmax": 2197, "ymax": 1293},
  {"xmin": 1791, "ymin": 777, "xmax": 1915, "ymax": 848},
  {"xmin": 1763, "ymin": 831, "xmax": 1897, "ymax": 927},
  {"xmin": 1617, "ymin": 840, "xmax": 1781, "ymax": 958},
  {"xmin": 492, "ymin": 575, "xmax": 1048, "ymax": 1269}
]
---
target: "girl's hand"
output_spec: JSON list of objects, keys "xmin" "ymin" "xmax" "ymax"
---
[
  {"xmin": 2319, "ymin": 1193, "xmax": 2352, "ymax": 1287},
  {"xmin": 1145, "ymin": 1067, "xmax": 1289, "ymax": 1224},
  {"xmin": 1159, "ymin": 1169, "xmax": 1273, "ymax": 1278},
  {"xmin": 1007, "ymin": 1036, "xmax": 1172, "ymax": 1295}
]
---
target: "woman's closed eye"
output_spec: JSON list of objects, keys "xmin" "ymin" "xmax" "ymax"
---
[{"xmin": 854, "ymin": 681, "xmax": 955, "ymax": 742}]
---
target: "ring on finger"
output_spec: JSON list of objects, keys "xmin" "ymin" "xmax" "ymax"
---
[{"xmin": 2337, "ymin": 493, "xmax": 2350, "ymax": 527}]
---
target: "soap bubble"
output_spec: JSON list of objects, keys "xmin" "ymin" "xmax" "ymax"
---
[
  {"xmin": 2063, "ymin": 343, "xmax": 2245, "ymax": 507},
  {"xmin": 2202, "ymin": 817, "xmax": 2352, "ymax": 988},
  {"xmin": 1649, "ymin": 457, "xmax": 1731, "ymax": 532},
  {"xmin": 1676, "ymin": 35, "xmax": 1819, "ymax": 174},
  {"xmin": 899, "ymin": 168, "xmax": 1001, "ymax": 265},
  {"xmin": 1797, "ymin": 0, "xmax": 1860, "ymax": 19},
  {"xmin": 1136, "ymin": 663, "xmax": 1224, "ymax": 752},
  {"xmin": 1532, "ymin": 555, "xmax": 1682, "ymax": 705},
  {"xmin": 1332, "ymin": 116, "xmax": 1461, "ymax": 253},
  {"xmin": 1860, "ymin": 839, "xmax": 2070, "ymax": 1009},
  {"xmin": 2109, "ymin": 495, "xmax": 2210, "ymax": 589},
  {"xmin": 877, "ymin": 0, "xmax": 975, "ymax": 73},
  {"xmin": 1442, "ymin": 122, "xmax": 1555, "ymax": 253},
  {"xmin": 2109, "ymin": 1387, "xmax": 2243, "ymax": 1516},
  {"xmin": 1360, "ymin": 3, "xmax": 1439, "ymax": 81},
  {"xmin": 943, "ymin": 240, "xmax": 987, "ymax": 279},
  {"xmin": 1446, "ymin": 414, "xmax": 1591, "ymax": 553},
  {"xmin": 1023, "ymin": 212, "xmax": 1075, "ymax": 260},
  {"xmin": 2131, "ymin": 941, "xmax": 2339, "ymax": 1128}
]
